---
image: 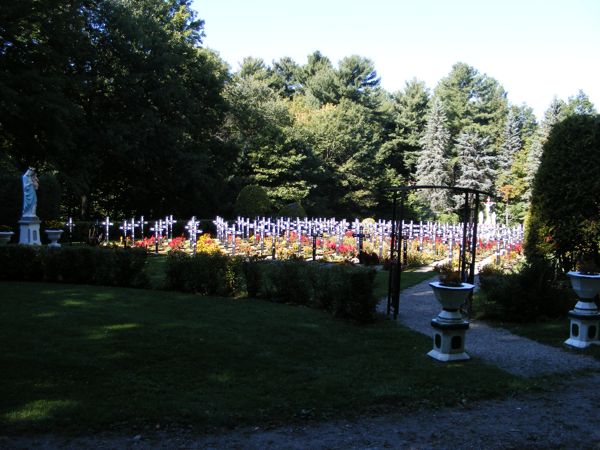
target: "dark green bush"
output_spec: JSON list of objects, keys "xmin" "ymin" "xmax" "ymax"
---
[
  {"xmin": 243, "ymin": 257, "xmax": 263, "ymax": 298},
  {"xmin": 278, "ymin": 202, "xmax": 307, "ymax": 218},
  {"xmin": 164, "ymin": 252, "xmax": 245, "ymax": 296},
  {"xmin": 328, "ymin": 266, "xmax": 378, "ymax": 322},
  {"xmin": 0, "ymin": 245, "xmax": 148, "ymax": 288},
  {"xmin": 0, "ymin": 245, "xmax": 43, "ymax": 281},
  {"xmin": 476, "ymin": 259, "xmax": 574, "ymax": 322},
  {"xmin": 234, "ymin": 185, "xmax": 272, "ymax": 218},
  {"xmin": 242, "ymin": 259, "xmax": 378, "ymax": 323},
  {"xmin": 359, "ymin": 251, "xmax": 380, "ymax": 266}
]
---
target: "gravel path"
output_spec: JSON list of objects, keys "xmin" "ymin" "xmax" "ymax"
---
[
  {"xmin": 4, "ymin": 276, "xmax": 600, "ymax": 449},
  {"xmin": 383, "ymin": 275, "xmax": 600, "ymax": 377}
]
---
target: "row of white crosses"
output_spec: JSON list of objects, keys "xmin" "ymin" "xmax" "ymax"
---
[
  {"xmin": 94, "ymin": 215, "xmax": 178, "ymax": 247},
  {"xmin": 65, "ymin": 214, "xmax": 523, "ymax": 258},
  {"xmin": 213, "ymin": 216, "xmax": 524, "ymax": 261}
]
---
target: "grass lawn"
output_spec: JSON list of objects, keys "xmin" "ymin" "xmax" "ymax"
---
[
  {"xmin": 1, "ymin": 277, "xmax": 539, "ymax": 434},
  {"xmin": 503, "ymin": 319, "xmax": 600, "ymax": 361},
  {"xmin": 372, "ymin": 269, "xmax": 436, "ymax": 300}
]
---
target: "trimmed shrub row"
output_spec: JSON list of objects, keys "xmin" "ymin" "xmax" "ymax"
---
[
  {"xmin": 164, "ymin": 252, "xmax": 244, "ymax": 297},
  {"xmin": 0, "ymin": 245, "xmax": 148, "ymax": 288},
  {"xmin": 164, "ymin": 254, "xmax": 378, "ymax": 323}
]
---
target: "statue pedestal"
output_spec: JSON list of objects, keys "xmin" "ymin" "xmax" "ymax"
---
[{"xmin": 19, "ymin": 216, "xmax": 41, "ymax": 245}]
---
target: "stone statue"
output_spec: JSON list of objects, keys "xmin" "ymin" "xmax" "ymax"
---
[{"xmin": 22, "ymin": 167, "xmax": 39, "ymax": 217}]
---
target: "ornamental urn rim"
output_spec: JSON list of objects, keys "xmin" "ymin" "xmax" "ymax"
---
[
  {"xmin": 429, "ymin": 281, "xmax": 475, "ymax": 290},
  {"xmin": 567, "ymin": 271, "xmax": 600, "ymax": 279}
]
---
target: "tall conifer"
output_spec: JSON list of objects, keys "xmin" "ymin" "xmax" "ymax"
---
[{"xmin": 416, "ymin": 98, "xmax": 451, "ymax": 213}]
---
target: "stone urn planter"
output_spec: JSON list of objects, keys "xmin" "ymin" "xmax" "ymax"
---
[
  {"xmin": 427, "ymin": 281, "xmax": 474, "ymax": 362},
  {"xmin": 565, "ymin": 271, "xmax": 600, "ymax": 348},
  {"xmin": 45, "ymin": 229, "xmax": 63, "ymax": 248},
  {"xmin": 0, "ymin": 231, "xmax": 14, "ymax": 245},
  {"xmin": 429, "ymin": 281, "xmax": 475, "ymax": 323}
]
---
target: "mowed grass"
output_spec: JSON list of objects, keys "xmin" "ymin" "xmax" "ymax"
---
[
  {"xmin": 503, "ymin": 319, "xmax": 600, "ymax": 361},
  {"xmin": 1, "ymin": 278, "xmax": 537, "ymax": 434},
  {"xmin": 372, "ymin": 269, "xmax": 437, "ymax": 300}
]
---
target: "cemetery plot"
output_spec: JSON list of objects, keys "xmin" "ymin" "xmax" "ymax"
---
[{"xmin": 70, "ymin": 215, "xmax": 524, "ymax": 267}]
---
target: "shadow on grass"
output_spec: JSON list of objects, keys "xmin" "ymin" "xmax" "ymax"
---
[{"xmin": 0, "ymin": 281, "xmax": 538, "ymax": 434}]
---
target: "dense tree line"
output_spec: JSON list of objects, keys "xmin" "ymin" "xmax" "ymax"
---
[{"xmin": 0, "ymin": 0, "xmax": 596, "ymax": 223}]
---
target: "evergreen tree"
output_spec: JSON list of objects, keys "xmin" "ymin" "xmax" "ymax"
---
[
  {"xmin": 238, "ymin": 57, "xmax": 270, "ymax": 80},
  {"xmin": 454, "ymin": 131, "xmax": 495, "ymax": 197},
  {"xmin": 271, "ymin": 56, "xmax": 301, "ymax": 98},
  {"xmin": 336, "ymin": 55, "xmax": 381, "ymax": 108},
  {"xmin": 391, "ymin": 79, "xmax": 430, "ymax": 178},
  {"xmin": 497, "ymin": 110, "xmax": 522, "ymax": 179},
  {"xmin": 416, "ymin": 98, "xmax": 451, "ymax": 213},
  {"xmin": 434, "ymin": 62, "xmax": 508, "ymax": 144},
  {"xmin": 499, "ymin": 105, "xmax": 537, "ymax": 224},
  {"xmin": 565, "ymin": 89, "xmax": 596, "ymax": 116}
]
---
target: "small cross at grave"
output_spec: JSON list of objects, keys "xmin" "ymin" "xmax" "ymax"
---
[
  {"xmin": 136, "ymin": 216, "xmax": 148, "ymax": 239},
  {"xmin": 186, "ymin": 216, "xmax": 201, "ymax": 254},
  {"xmin": 165, "ymin": 215, "xmax": 177, "ymax": 240},
  {"xmin": 66, "ymin": 217, "xmax": 76, "ymax": 245},
  {"xmin": 311, "ymin": 227, "xmax": 323, "ymax": 261},
  {"xmin": 101, "ymin": 217, "xmax": 113, "ymax": 244}
]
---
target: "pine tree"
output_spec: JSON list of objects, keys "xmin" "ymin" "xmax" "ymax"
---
[
  {"xmin": 455, "ymin": 131, "xmax": 495, "ymax": 196},
  {"xmin": 497, "ymin": 110, "xmax": 522, "ymax": 179},
  {"xmin": 393, "ymin": 79, "xmax": 430, "ymax": 178},
  {"xmin": 565, "ymin": 89, "xmax": 596, "ymax": 116},
  {"xmin": 416, "ymin": 98, "xmax": 451, "ymax": 213}
]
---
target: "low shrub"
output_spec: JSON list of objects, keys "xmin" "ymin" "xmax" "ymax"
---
[
  {"xmin": 326, "ymin": 265, "xmax": 378, "ymax": 323},
  {"xmin": 0, "ymin": 245, "xmax": 148, "ymax": 288},
  {"xmin": 359, "ymin": 251, "xmax": 380, "ymax": 266},
  {"xmin": 476, "ymin": 258, "xmax": 574, "ymax": 322},
  {"xmin": 0, "ymin": 245, "xmax": 43, "ymax": 281},
  {"xmin": 164, "ymin": 252, "xmax": 245, "ymax": 296},
  {"xmin": 242, "ymin": 259, "xmax": 378, "ymax": 323}
]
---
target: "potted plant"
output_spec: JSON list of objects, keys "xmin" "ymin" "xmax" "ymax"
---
[
  {"xmin": 566, "ymin": 256, "xmax": 600, "ymax": 314},
  {"xmin": 429, "ymin": 262, "xmax": 475, "ymax": 323},
  {"xmin": 44, "ymin": 220, "xmax": 64, "ymax": 247},
  {"xmin": 0, "ymin": 225, "xmax": 13, "ymax": 245}
]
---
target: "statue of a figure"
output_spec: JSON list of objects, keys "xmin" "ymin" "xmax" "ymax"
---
[{"xmin": 22, "ymin": 167, "xmax": 39, "ymax": 217}]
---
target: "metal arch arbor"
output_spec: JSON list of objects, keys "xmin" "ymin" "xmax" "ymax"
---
[{"xmin": 385, "ymin": 185, "xmax": 496, "ymax": 320}]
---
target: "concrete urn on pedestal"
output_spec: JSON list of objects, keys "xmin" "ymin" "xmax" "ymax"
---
[
  {"xmin": 45, "ymin": 229, "xmax": 64, "ymax": 248},
  {"xmin": 565, "ymin": 271, "xmax": 600, "ymax": 348},
  {"xmin": 428, "ymin": 281, "xmax": 474, "ymax": 362},
  {"xmin": 0, "ymin": 231, "xmax": 13, "ymax": 245}
]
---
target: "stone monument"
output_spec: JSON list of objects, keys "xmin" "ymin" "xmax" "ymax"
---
[{"xmin": 19, "ymin": 167, "xmax": 41, "ymax": 245}]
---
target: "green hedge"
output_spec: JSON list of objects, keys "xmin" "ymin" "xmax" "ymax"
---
[
  {"xmin": 164, "ymin": 252, "xmax": 245, "ymax": 297},
  {"xmin": 245, "ymin": 259, "xmax": 378, "ymax": 323},
  {"xmin": 165, "ymin": 255, "xmax": 378, "ymax": 323},
  {"xmin": 0, "ymin": 245, "xmax": 148, "ymax": 288}
]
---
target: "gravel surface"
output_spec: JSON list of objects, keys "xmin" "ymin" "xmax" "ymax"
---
[
  {"xmin": 4, "ymin": 276, "xmax": 600, "ymax": 449},
  {"xmin": 4, "ymin": 373, "xmax": 600, "ymax": 449},
  {"xmin": 383, "ymin": 276, "xmax": 600, "ymax": 377}
]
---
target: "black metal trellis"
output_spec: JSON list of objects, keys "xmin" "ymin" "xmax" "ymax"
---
[{"xmin": 385, "ymin": 185, "xmax": 496, "ymax": 320}]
